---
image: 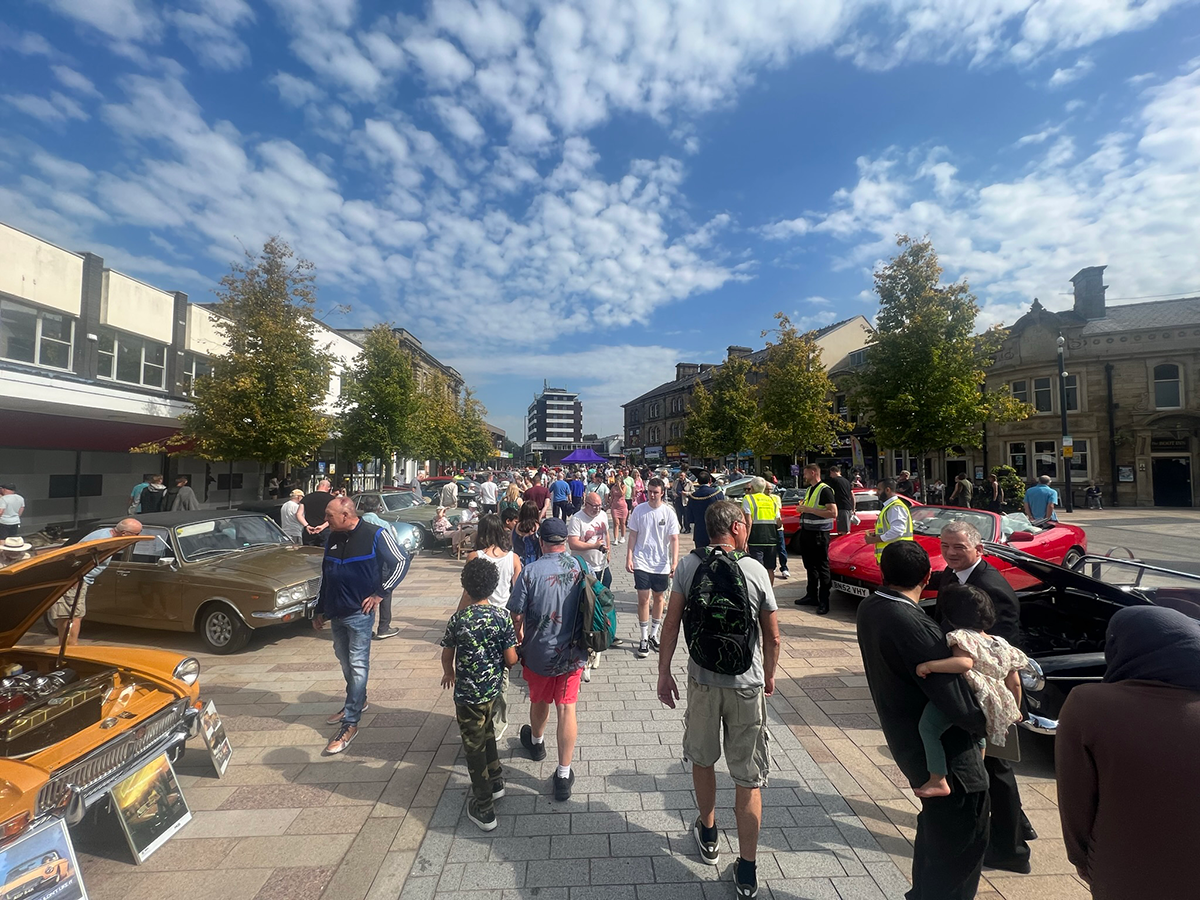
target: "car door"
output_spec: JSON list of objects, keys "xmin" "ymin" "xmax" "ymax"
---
[{"xmin": 92, "ymin": 527, "xmax": 186, "ymax": 627}]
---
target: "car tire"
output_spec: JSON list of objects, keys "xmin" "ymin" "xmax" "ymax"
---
[
  {"xmin": 199, "ymin": 603, "xmax": 251, "ymax": 654},
  {"xmin": 1062, "ymin": 547, "xmax": 1085, "ymax": 571}
]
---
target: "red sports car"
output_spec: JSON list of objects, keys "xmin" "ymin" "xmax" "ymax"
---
[
  {"xmin": 781, "ymin": 490, "xmax": 923, "ymax": 547},
  {"xmin": 828, "ymin": 505, "xmax": 1088, "ymax": 599}
]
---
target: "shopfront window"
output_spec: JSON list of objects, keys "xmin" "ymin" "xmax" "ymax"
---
[
  {"xmin": 98, "ymin": 328, "xmax": 167, "ymax": 389},
  {"xmin": 0, "ymin": 298, "xmax": 74, "ymax": 370},
  {"xmin": 1069, "ymin": 438, "xmax": 1089, "ymax": 478},
  {"xmin": 1007, "ymin": 442, "xmax": 1028, "ymax": 478},
  {"xmin": 1034, "ymin": 440, "xmax": 1058, "ymax": 479}
]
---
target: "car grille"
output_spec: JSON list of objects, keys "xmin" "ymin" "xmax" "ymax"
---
[
  {"xmin": 36, "ymin": 700, "xmax": 187, "ymax": 816},
  {"xmin": 303, "ymin": 576, "xmax": 322, "ymax": 598}
]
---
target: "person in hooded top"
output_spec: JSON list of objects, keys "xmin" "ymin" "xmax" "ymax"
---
[{"xmin": 1056, "ymin": 605, "xmax": 1200, "ymax": 900}]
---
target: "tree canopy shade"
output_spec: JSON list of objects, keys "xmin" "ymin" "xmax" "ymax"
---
[
  {"xmin": 848, "ymin": 234, "xmax": 1029, "ymax": 457},
  {"xmin": 337, "ymin": 324, "xmax": 418, "ymax": 481},
  {"xmin": 755, "ymin": 312, "xmax": 844, "ymax": 461},
  {"xmin": 133, "ymin": 237, "xmax": 334, "ymax": 488}
]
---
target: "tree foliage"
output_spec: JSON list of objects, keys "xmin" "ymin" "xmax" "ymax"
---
[
  {"xmin": 697, "ymin": 356, "xmax": 762, "ymax": 459},
  {"xmin": 337, "ymin": 324, "xmax": 417, "ymax": 480},
  {"xmin": 755, "ymin": 312, "xmax": 845, "ymax": 459},
  {"xmin": 682, "ymin": 382, "xmax": 717, "ymax": 459},
  {"xmin": 136, "ymin": 238, "xmax": 333, "ymax": 481},
  {"xmin": 848, "ymin": 235, "xmax": 1029, "ymax": 456},
  {"xmin": 458, "ymin": 388, "xmax": 497, "ymax": 464},
  {"xmin": 412, "ymin": 371, "xmax": 464, "ymax": 463}
]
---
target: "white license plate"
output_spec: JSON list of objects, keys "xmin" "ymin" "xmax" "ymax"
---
[{"xmin": 833, "ymin": 581, "xmax": 870, "ymax": 598}]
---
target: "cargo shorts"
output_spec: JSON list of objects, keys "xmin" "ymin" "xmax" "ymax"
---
[
  {"xmin": 50, "ymin": 580, "xmax": 88, "ymax": 620},
  {"xmin": 682, "ymin": 678, "xmax": 770, "ymax": 788}
]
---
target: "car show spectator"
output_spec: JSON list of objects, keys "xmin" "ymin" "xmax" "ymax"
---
[
  {"xmin": 477, "ymin": 473, "xmax": 499, "ymax": 514},
  {"xmin": 0, "ymin": 536, "xmax": 32, "ymax": 568},
  {"xmin": 626, "ymin": 477, "xmax": 680, "ymax": 658},
  {"xmin": 826, "ymin": 464, "xmax": 856, "ymax": 536},
  {"xmin": 57, "ymin": 519, "xmax": 143, "ymax": 645},
  {"xmin": 169, "ymin": 476, "xmax": 201, "ymax": 512},
  {"xmin": 0, "ymin": 484, "xmax": 25, "ymax": 537},
  {"xmin": 686, "ymin": 471, "xmax": 723, "ymax": 549},
  {"xmin": 1085, "ymin": 481, "xmax": 1104, "ymax": 509},
  {"xmin": 795, "ymin": 464, "xmax": 838, "ymax": 614},
  {"xmin": 299, "ymin": 479, "xmax": 334, "ymax": 545},
  {"xmin": 1056, "ymin": 606, "xmax": 1200, "ymax": 899},
  {"xmin": 139, "ymin": 475, "xmax": 168, "ymax": 513},
  {"xmin": 280, "ymin": 489, "xmax": 305, "ymax": 542},
  {"xmin": 1023, "ymin": 475, "xmax": 1059, "ymax": 522}
]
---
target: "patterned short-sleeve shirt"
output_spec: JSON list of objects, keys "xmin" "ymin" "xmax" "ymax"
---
[{"xmin": 440, "ymin": 604, "xmax": 516, "ymax": 706}]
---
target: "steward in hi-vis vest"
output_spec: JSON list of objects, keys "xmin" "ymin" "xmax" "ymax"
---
[
  {"xmin": 867, "ymin": 479, "xmax": 914, "ymax": 562},
  {"xmin": 795, "ymin": 464, "xmax": 838, "ymax": 615},
  {"xmin": 740, "ymin": 477, "xmax": 783, "ymax": 584}
]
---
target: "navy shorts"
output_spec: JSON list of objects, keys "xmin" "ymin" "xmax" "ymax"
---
[
  {"xmin": 750, "ymin": 545, "xmax": 778, "ymax": 571},
  {"xmin": 633, "ymin": 570, "xmax": 670, "ymax": 593}
]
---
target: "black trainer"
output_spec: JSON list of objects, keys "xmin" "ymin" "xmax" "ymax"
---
[
  {"xmin": 692, "ymin": 816, "xmax": 719, "ymax": 866},
  {"xmin": 648, "ymin": 636, "xmax": 660, "ymax": 652},
  {"xmin": 520, "ymin": 724, "xmax": 546, "ymax": 761},
  {"xmin": 553, "ymin": 769, "xmax": 575, "ymax": 801},
  {"xmin": 794, "ymin": 597, "xmax": 818, "ymax": 607},
  {"xmin": 635, "ymin": 638, "xmax": 650, "ymax": 659},
  {"xmin": 734, "ymin": 857, "xmax": 758, "ymax": 898},
  {"xmin": 491, "ymin": 778, "xmax": 505, "ymax": 800},
  {"xmin": 467, "ymin": 799, "xmax": 497, "ymax": 832}
]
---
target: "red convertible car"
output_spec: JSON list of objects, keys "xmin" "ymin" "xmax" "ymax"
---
[
  {"xmin": 781, "ymin": 490, "xmax": 923, "ymax": 547},
  {"xmin": 828, "ymin": 505, "xmax": 1087, "ymax": 599}
]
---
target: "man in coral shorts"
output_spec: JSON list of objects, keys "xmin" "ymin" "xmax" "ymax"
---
[{"xmin": 507, "ymin": 517, "xmax": 589, "ymax": 801}]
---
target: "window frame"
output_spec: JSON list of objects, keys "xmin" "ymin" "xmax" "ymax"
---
[
  {"xmin": 1153, "ymin": 363, "xmax": 1182, "ymax": 410},
  {"xmin": 1064, "ymin": 374, "xmax": 1079, "ymax": 413},
  {"xmin": 1032, "ymin": 376, "xmax": 1053, "ymax": 413},
  {"xmin": 1033, "ymin": 440, "xmax": 1058, "ymax": 479},
  {"xmin": 97, "ymin": 327, "xmax": 168, "ymax": 390},
  {"xmin": 0, "ymin": 298, "xmax": 75, "ymax": 371},
  {"xmin": 1007, "ymin": 441, "xmax": 1028, "ymax": 479},
  {"xmin": 1011, "ymin": 379, "xmax": 1028, "ymax": 404}
]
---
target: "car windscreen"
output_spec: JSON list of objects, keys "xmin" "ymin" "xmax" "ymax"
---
[
  {"xmin": 174, "ymin": 515, "xmax": 290, "ymax": 561},
  {"xmin": 383, "ymin": 493, "xmax": 422, "ymax": 512},
  {"xmin": 998, "ymin": 513, "xmax": 1043, "ymax": 541},
  {"xmin": 6, "ymin": 858, "xmax": 47, "ymax": 880},
  {"xmin": 911, "ymin": 507, "xmax": 997, "ymax": 542},
  {"xmin": 854, "ymin": 494, "xmax": 881, "ymax": 511}
]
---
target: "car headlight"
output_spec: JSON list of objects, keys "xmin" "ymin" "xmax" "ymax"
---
[
  {"xmin": 275, "ymin": 586, "xmax": 304, "ymax": 607},
  {"xmin": 173, "ymin": 658, "xmax": 201, "ymax": 686},
  {"xmin": 1019, "ymin": 658, "xmax": 1045, "ymax": 693}
]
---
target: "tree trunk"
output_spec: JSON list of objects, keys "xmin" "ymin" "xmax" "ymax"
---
[{"xmin": 255, "ymin": 461, "xmax": 265, "ymax": 500}]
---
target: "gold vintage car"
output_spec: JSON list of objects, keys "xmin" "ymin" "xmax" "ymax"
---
[
  {"xmin": 0, "ymin": 538, "xmax": 201, "ymax": 847},
  {"xmin": 1, "ymin": 849, "xmax": 71, "ymax": 899},
  {"xmin": 78, "ymin": 511, "xmax": 324, "ymax": 654}
]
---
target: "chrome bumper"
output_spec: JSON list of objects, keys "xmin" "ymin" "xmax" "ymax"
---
[
  {"xmin": 1019, "ymin": 713, "xmax": 1058, "ymax": 736},
  {"xmin": 251, "ymin": 598, "xmax": 318, "ymax": 620}
]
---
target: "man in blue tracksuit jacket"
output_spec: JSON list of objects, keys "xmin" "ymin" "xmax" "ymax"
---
[{"xmin": 314, "ymin": 497, "xmax": 410, "ymax": 754}]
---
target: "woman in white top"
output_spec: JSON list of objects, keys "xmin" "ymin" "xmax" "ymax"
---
[
  {"xmin": 461, "ymin": 513, "xmax": 521, "ymax": 738},
  {"xmin": 280, "ymin": 489, "xmax": 304, "ymax": 542}
]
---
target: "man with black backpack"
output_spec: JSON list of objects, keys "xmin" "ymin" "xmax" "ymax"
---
[{"xmin": 656, "ymin": 499, "xmax": 781, "ymax": 900}]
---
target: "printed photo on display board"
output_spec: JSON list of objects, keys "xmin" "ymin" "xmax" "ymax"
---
[
  {"xmin": 199, "ymin": 701, "xmax": 233, "ymax": 777},
  {"xmin": 110, "ymin": 754, "xmax": 192, "ymax": 863},
  {"xmin": 0, "ymin": 819, "xmax": 87, "ymax": 900}
]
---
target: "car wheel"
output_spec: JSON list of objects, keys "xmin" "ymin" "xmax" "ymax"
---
[
  {"xmin": 43, "ymin": 611, "xmax": 57, "ymax": 635},
  {"xmin": 1062, "ymin": 547, "xmax": 1085, "ymax": 571},
  {"xmin": 199, "ymin": 603, "xmax": 251, "ymax": 654}
]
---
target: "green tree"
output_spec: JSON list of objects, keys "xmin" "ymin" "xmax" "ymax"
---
[
  {"xmin": 458, "ymin": 388, "xmax": 496, "ymax": 465},
  {"xmin": 848, "ymin": 235, "xmax": 1028, "ymax": 463},
  {"xmin": 682, "ymin": 382, "xmax": 717, "ymax": 460},
  {"xmin": 707, "ymin": 356, "xmax": 762, "ymax": 459},
  {"xmin": 414, "ymin": 371, "xmax": 465, "ymax": 464},
  {"xmin": 755, "ymin": 312, "xmax": 845, "ymax": 463},
  {"xmin": 336, "ymin": 325, "xmax": 417, "ymax": 482},
  {"xmin": 992, "ymin": 464, "xmax": 1025, "ymax": 510},
  {"xmin": 138, "ymin": 237, "xmax": 333, "ymax": 495}
]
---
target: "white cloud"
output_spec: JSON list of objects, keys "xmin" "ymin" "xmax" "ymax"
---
[
  {"xmin": 404, "ymin": 36, "xmax": 475, "ymax": 89},
  {"xmin": 266, "ymin": 0, "xmax": 383, "ymax": 97},
  {"xmin": 1015, "ymin": 124, "xmax": 1064, "ymax": 146},
  {"xmin": 760, "ymin": 217, "xmax": 810, "ymax": 240},
  {"xmin": 775, "ymin": 61, "xmax": 1200, "ymax": 328},
  {"xmin": 50, "ymin": 66, "xmax": 102, "ymax": 98},
  {"xmin": 271, "ymin": 72, "xmax": 324, "ymax": 107},
  {"xmin": 39, "ymin": 0, "xmax": 162, "ymax": 45},
  {"xmin": 0, "ymin": 27, "xmax": 54, "ymax": 56},
  {"xmin": 171, "ymin": 0, "xmax": 255, "ymax": 71},
  {"xmin": 1049, "ymin": 56, "xmax": 1094, "ymax": 88},
  {"xmin": 430, "ymin": 98, "xmax": 486, "ymax": 145},
  {"xmin": 4, "ymin": 92, "xmax": 89, "ymax": 123}
]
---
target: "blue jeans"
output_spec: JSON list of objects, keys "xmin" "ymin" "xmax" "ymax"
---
[
  {"xmin": 330, "ymin": 611, "xmax": 373, "ymax": 726},
  {"xmin": 777, "ymin": 528, "xmax": 788, "ymax": 570}
]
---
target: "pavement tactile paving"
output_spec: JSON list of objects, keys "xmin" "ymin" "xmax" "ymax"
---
[{"xmin": 31, "ymin": 529, "xmax": 1100, "ymax": 900}]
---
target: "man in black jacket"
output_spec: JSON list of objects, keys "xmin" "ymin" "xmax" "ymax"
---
[
  {"xmin": 857, "ymin": 540, "xmax": 990, "ymax": 900},
  {"xmin": 929, "ymin": 519, "xmax": 1034, "ymax": 874},
  {"xmin": 825, "ymin": 465, "xmax": 856, "ymax": 535}
]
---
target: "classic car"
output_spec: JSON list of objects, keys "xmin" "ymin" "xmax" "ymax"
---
[
  {"xmin": 828, "ymin": 505, "xmax": 1088, "ymax": 599},
  {"xmin": 70, "ymin": 511, "xmax": 324, "ymax": 654},
  {"xmin": 2, "ymin": 849, "xmax": 71, "ymax": 899},
  {"xmin": 917, "ymin": 543, "xmax": 1200, "ymax": 735},
  {"xmin": 0, "ymin": 538, "xmax": 201, "ymax": 846},
  {"xmin": 237, "ymin": 498, "xmax": 421, "ymax": 554},
  {"xmin": 351, "ymin": 491, "xmax": 461, "ymax": 549},
  {"xmin": 422, "ymin": 478, "xmax": 478, "ymax": 508}
]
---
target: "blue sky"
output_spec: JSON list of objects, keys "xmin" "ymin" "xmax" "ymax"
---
[{"xmin": 2, "ymin": 1, "xmax": 1199, "ymax": 442}]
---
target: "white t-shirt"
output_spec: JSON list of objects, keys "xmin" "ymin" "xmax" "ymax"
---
[
  {"xmin": 478, "ymin": 481, "xmax": 498, "ymax": 504},
  {"xmin": 568, "ymin": 509, "xmax": 610, "ymax": 571},
  {"xmin": 478, "ymin": 550, "xmax": 517, "ymax": 608},
  {"xmin": 280, "ymin": 499, "xmax": 303, "ymax": 538},
  {"xmin": 0, "ymin": 494, "xmax": 24, "ymax": 525},
  {"xmin": 627, "ymin": 502, "xmax": 680, "ymax": 574}
]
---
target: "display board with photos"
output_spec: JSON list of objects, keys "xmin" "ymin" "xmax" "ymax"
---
[
  {"xmin": 0, "ymin": 819, "xmax": 87, "ymax": 900},
  {"xmin": 110, "ymin": 753, "xmax": 192, "ymax": 864},
  {"xmin": 199, "ymin": 701, "xmax": 233, "ymax": 777}
]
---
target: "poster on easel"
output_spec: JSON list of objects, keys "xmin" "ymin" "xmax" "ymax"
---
[
  {"xmin": 110, "ymin": 753, "xmax": 192, "ymax": 864},
  {"xmin": 199, "ymin": 701, "xmax": 233, "ymax": 777},
  {"xmin": 0, "ymin": 819, "xmax": 87, "ymax": 900}
]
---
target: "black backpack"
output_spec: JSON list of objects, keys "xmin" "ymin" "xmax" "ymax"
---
[{"xmin": 682, "ymin": 547, "xmax": 756, "ymax": 676}]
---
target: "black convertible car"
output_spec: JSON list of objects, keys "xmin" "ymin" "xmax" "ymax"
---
[{"xmin": 921, "ymin": 543, "xmax": 1200, "ymax": 735}]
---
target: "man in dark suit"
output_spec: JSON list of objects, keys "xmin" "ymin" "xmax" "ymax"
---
[
  {"xmin": 930, "ymin": 519, "xmax": 1034, "ymax": 874},
  {"xmin": 858, "ymin": 541, "xmax": 990, "ymax": 900}
]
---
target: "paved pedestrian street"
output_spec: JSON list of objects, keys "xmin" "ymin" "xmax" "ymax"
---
[{"xmin": 33, "ymin": 547, "xmax": 1091, "ymax": 900}]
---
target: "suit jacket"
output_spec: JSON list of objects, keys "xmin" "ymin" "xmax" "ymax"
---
[{"xmin": 930, "ymin": 559, "xmax": 1021, "ymax": 647}]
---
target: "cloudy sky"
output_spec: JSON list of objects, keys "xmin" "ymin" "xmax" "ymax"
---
[{"xmin": 3, "ymin": 1, "xmax": 1199, "ymax": 441}]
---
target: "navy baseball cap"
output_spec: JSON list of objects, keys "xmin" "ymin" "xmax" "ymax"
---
[{"xmin": 538, "ymin": 518, "xmax": 569, "ymax": 543}]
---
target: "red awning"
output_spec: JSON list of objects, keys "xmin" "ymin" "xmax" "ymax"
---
[{"xmin": 0, "ymin": 410, "xmax": 180, "ymax": 453}]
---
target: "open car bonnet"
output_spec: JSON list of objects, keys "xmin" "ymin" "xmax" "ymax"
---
[{"xmin": 0, "ymin": 536, "xmax": 146, "ymax": 648}]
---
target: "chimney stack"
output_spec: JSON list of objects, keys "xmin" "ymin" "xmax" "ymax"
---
[
  {"xmin": 1071, "ymin": 266, "xmax": 1108, "ymax": 320},
  {"xmin": 675, "ymin": 362, "xmax": 701, "ymax": 381},
  {"xmin": 726, "ymin": 345, "xmax": 753, "ymax": 360}
]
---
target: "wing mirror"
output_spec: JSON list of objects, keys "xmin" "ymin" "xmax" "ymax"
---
[
  {"xmin": 157, "ymin": 556, "xmax": 178, "ymax": 567},
  {"xmin": 1008, "ymin": 531, "xmax": 1034, "ymax": 543}
]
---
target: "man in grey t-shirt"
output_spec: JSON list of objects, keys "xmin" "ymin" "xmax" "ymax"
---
[{"xmin": 657, "ymin": 500, "xmax": 780, "ymax": 899}]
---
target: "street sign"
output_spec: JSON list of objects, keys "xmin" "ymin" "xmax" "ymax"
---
[
  {"xmin": 790, "ymin": 464, "xmax": 801, "ymax": 476},
  {"xmin": 1062, "ymin": 436, "xmax": 1073, "ymax": 448},
  {"xmin": 1063, "ymin": 446, "xmax": 1074, "ymax": 458}
]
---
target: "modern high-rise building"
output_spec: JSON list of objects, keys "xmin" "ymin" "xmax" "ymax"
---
[{"xmin": 527, "ymin": 386, "xmax": 583, "ymax": 443}]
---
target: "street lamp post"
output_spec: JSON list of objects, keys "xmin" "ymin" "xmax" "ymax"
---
[{"xmin": 1056, "ymin": 335, "xmax": 1074, "ymax": 513}]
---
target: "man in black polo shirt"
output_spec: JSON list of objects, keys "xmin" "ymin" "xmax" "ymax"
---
[
  {"xmin": 825, "ymin": 465, "xmax": 856, "ymax": 535},
  {"xmin": 857, "ymin": 541, "xmax": 990, "ymax": 900}
]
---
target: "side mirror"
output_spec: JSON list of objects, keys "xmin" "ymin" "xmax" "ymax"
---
[
  {"xmin": 157, "ymin": 556, "xmax": 178, "ymax": 567},
  {"xmin": 1008, "ymin": 531, "xmax": 1034, "ymax": 543}
]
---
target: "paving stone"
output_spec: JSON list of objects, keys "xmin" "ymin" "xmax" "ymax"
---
[
  {"xmin": 458, "ymin": 861, "xmax": 527, "ymax": 890},
  {"xmin": 608, "ymin": 832, "xmax": 670, "ymax": 857},
  {"xmin": 775, "ymin": 852, "xmax": 848, "ymax": 879},
  {"xmin": 572, "ymin": 811, "xmax": 629, "ymax": 834},
  {"xmin": 526, "ymin": 859, "xmax": 591, "ymax": 888},
  {"xmin": 762, "ymin": 878, "xmax": 842, "ymax": 900},
  {"xmin": 589, "ymin": 857, "xmax": 656, "ymax": 885}
]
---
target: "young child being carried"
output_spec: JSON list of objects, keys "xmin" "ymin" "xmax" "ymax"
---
[
  {"xmin": 440, "ymin": 558, "xmax": 518, "ymax": 831},
  {"xmin": 913, "ymin": 583, "xmax": 1028, "ymax": 798}
]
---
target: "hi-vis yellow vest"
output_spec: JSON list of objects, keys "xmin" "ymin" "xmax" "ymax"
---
[
  {"xmin": 874, "ymin": 495, "xmax": 914, "ymax": 562},
  {"xmin": 800, "ymin": 483, "xmax": 834, "ymax": 532},
  {"xmin": 746, "ymin": 492, "xmax": 778, "ymax": 546}
]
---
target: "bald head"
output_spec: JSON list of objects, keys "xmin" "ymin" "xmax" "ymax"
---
[
  {"xmin": 115, "ymin": 518, "xmax": 143, "ymax": 536},
  {"xmin": 325, "ymin": 496, "xmax": 360, "ymax": 532}
]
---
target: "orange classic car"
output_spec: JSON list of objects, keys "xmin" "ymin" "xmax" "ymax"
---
[{"xmin": 0, "ymin": 538, "xmax": 201, "ymax": 847}]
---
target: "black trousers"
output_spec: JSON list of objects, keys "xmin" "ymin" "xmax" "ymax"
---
[
  {"xmin": 377, "ymin": 590, "xmax": 393, "ymax": 633},
  {"xmin": 797, "ymin": 529, "xmax": 831, "ymax": 604},
  {"xmin": 908, "ymin": 781, "xmax": 989, "ymax": 900},
  {"xmin": 984, "ymin": 755, "xmax": 1031, "ymax": 864},
  {"xmin": 554, "ymin": 500, "xmax": 573, "ymax": 521}
]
